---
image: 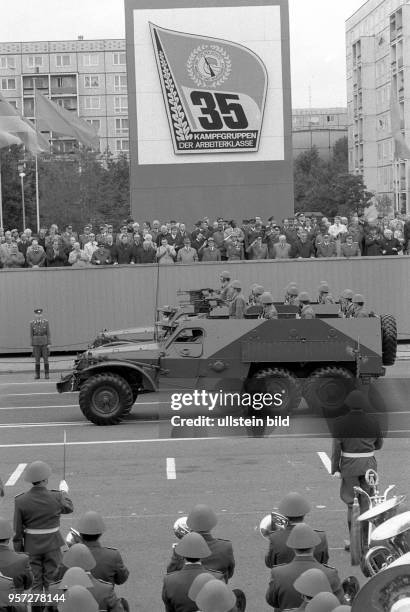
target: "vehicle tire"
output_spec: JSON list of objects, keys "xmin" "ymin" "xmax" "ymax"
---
[
  {"xmin": 253, "ymin": 368, "xmax": 302, "ymax": 413},
  {"xmin": 303, "ymin": 367, "xmax": 355, "ymax": 417},
  {"xmin": 79, "ymin": 373, "xmax": 133, "ymax": 425},
  {"xmin": 380, "ymin": 314, "xmax": 397, "ymax": 366}
]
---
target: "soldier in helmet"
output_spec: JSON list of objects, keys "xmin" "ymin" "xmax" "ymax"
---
[
  {"xmin": 30, "ymin": 308, "xmax": 51, "ymax": 380},
  {"xmin": 61, "ymin": 585, "xmax": 98, "ymax": 612},
  {"xmin": 298, "ymin": 293, "xmax": 315, "ymax": 319},
  {"xmin": 194, "ymin": 579, "xmax": 240, "ymax": 612},
  {"xmin": 284, "ymin": 284, "xmax": 299, "ymax": 306},
  {"xmin": 265, "ymin": 523, "xmax": 344, "ymax": 610},
  {"xmin": 218, "ymin": 271, "xmax": 235, "ymax": 306},
  {"xmin": 303, "ymin": 592, "xmax": 340, "ymax": 612},
  {"xmin": 13, "ymin": 461, "xmax": 73, "ymax": 611},
  {"xmin": 0, "ymin": 517, "xmax": 33, "ymax": 590},
  {"xmin": 351, "ymin": 294, "xmax": 369, "ymax": 318},
  {"xmin": 167, "ymin": 504, "xmax": 235, "ymax": 582},
  {"xmin": 338, "ymin": 290, "xmax": 354, "ymax": 318},
  {"xmin": 265, "ymin": 493, "xmax": 329, "ymax": 568},
  {"xmin": 248, "ymin": 284, "xmax": 265, "ymax": 306},
  {"xmin": 228, "ymin": 281, "xmax": 246, "ymax": 319},
  {"xmin": 163, "ymin": 533, "xmax": 223, "ymax": 612},
  {"xmin": 259, "ymin": 293, "xmax": 278, "ymax": 320},
  {"xmin": 283, "ymin": 568, "xmax": 332, "ymax": 611},
  {"xmin": 317, "ymin": 282, "xmax": 335, "ymax": 305}
]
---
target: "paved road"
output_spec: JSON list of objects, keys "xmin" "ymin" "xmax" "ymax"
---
[{"xmin": 0, "ymin": 363, "xmax": 409, "ymax": 611}]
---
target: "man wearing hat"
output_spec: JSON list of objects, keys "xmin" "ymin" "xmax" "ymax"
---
[
  {"xmin": 218, "ymin": 272, "xmax": 235, "ymax": 306},
  {"xmin": 259, "ymin": 293, "xmax": 278, "ymax": 320},
  {"xmin": 162, "ymin": 532, "xmax": 223, "ymax": 612},
  {"xmin": 284, "ymin": 284, "xmax": 299, "ymax": 306},
  {"xmin": 195, "ymin": 579, "xmax": 239, "ymax": 612},
  {"xmin": 304, "ymin": 592, "xmax": 340, "ymax": 612},
  {"xmin": 283, "ymin": 568, "xmax": 332, "ymax": 611},
  {"xmin": 229, "ymin": 282, "xmax": 246, "ymax": 319},
  {"xmin": 167, "ymin": 505, "xmax": 235, "ymax": 583},
  {"xmin": 199, "ymin": 237, "xmax": 221, "ymax": 262},
  {"xmin": 61, "ymin": 585, "xmax": 98, "ymax": 612},
  {"xmin": 265, "ymin": 523, "xmax": 344, "ymax": 611},
  {"xmin": 74, "ymin": 511, "xmax": 129, "ymax": 586},
  {"xmin": 0, "ymin": 517, "xmax": 32, "ymax": 590},
  {"xmin": 30, "ymin": 308, "xmax": 51, "ymax": 380},
  {"xmin": 13, "ymin": 461, "xmax": 73, "ymax": 610},
  {"xmin": 298, "ymin": 293, "xmax": 315, "ymax": 319},
  {"xmin": 317, "ymin": 283, "xmax": 335, "ymax": 305},
  {"xmin": 265, "ymin": 493, "xmax": 329, "ymax": 568},
  {"xmin": 331, "ymin": 389, "xmax": 383, "ymax": 549}
]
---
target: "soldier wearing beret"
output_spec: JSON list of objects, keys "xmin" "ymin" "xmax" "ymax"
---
[
  {"xmin": 265, "ymin": 523, "xmax": 344, "ymax": 611},
  {"xmin": 265, "ymin": 493, "xmax": 329, "ymax": 568},
  {"xmin": 167, "ymin": 505, "xmax": 235, "ymax": 583},
  {"xmin": 30, "ymin": 308, "xmax": 51, "ymax": 380}
]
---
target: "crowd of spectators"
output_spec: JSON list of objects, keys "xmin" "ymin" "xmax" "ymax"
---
[{"xmin": 0, "ymin": 211, "xmax": 409, "ymax": 269}]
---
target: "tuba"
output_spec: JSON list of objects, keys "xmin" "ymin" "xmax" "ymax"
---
[
  {"xmin": 362, "ymin": 510, "xmax": 410, "ymax": 576},
  {"xmin": 173, "ymin": 516, "xmax": 191, "ymax": 540},
  {"xmin": 259, "ymin": 512, "xmax": 289, "ymax": 538}
]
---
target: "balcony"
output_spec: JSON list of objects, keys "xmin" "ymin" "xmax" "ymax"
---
[{"xmin": 50, "ymin": 85, "xmax": 77, "ymax": 95}]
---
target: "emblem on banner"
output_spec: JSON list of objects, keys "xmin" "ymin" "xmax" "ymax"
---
[{"xmin": 150, "ymin": 23, "xmax": 268, "ymax": 154}]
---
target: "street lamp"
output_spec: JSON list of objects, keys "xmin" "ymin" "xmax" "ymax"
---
[{"xmin": 17, "ymin": 162, "xmax": 26, "ymax": 230}]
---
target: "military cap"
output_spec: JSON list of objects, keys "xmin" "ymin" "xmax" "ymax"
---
[
  {"xmin": 61, "ymin": 585, "xmax": 98, "ymax": 612},
  {"xmin": 187, "ymin": 504, "xmax": 218, "ymax": 532},
  {"xmin": 34, "ymin": 308, "xmax": 43, "ymax": 314},
  {"xmin": 261, "ymin": 292, "xmax": 274, "ymax": 305},
  {"xmin": 195, "ymin": 580, "xmax": 236, "ymax": 612},
  {"xmin": 77, "ymin": 511, "xmax": 106, "ymax": 535},
  {"xmin": 207, "ymin": 236, "xmax": 215, "ymax": 242},
  {"xmin": 188, "ymin": 572, "xmax": 215, "ymax": 601},
  {"xmin": 254, "ymin": 285, "xmax": 265, "ymax": 295},
  {"xmin": 63, "ymin": 543, "xmax": 96, "ymax": 571},
  {"xmin": 352, "ymin": 294, "xmax": 365, "ymax": 304},
  {"xmin": 175, "ymin": 532, "xmax": 211, "ymax": 558},
  {"xmin": 0, "ymin": 518, "xmax": 13, "ymax": 539},
  {"xmin": 58, "ymin": 567, "xmax": 93, "ymax": 589},
  {"xmin": 305, "ymin": 592, "xmax": 340, "ymax": 612},
  {"xmin": 24, "ymin": 460, "xmax": 52, "ymax": 483},
  {"xmin": 294, "ymin": 569, "xmax": 332, "ymax": 597},
  {"xmin": 340, "ymin": 289, "xmax": 354, "ymax": 300},
  {"xmin": 298, "ymin": 292, "xmax": 310, "ymax": 303},
  {"xmin": 231, "ymin": 280, "xmax": 242, "ymax": 290},
  {"xmin": 278, "ymin": 492, "xmax": 311, "ymax": 518},
  {"xmin": 287, "ymin": 523, "xmax": 321, "ymax": 549},
  {"xmin": 220, "ymin": 271, "xmax": 231, "ymax": 280}
]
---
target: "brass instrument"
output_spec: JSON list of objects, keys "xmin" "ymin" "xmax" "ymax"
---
[
  {"xmin": 173, "ymin": 516, "xmax": 191, "ymax": 540},
  {"xmin": 259, "ymin": 511, "xmax": 289, "ymax": 538},
  {"xmin": 362, "ymin": 510, "xmax": 410, "ymax": 576},
  {"xmin": 65, "ymin": 527, "xmax": 82, "ymax": 548}
]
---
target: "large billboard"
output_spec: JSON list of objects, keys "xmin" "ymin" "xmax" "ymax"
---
[{"xmin": 125, "ymin": 0, "xmax": 293, "ymax": 223}]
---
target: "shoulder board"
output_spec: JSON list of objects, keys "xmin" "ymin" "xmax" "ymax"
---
[
  {"xmin": 104, "ymin": 546, "xmax": 118, "ymax": 551},
  {"xmin": 314, "ymin": 529, "xmax": 326, "ymax": 535},
  {"xmin": 14, "ymin": 492, "xmax": 24, "ymax": 498},
  {"xmin": 95, "ymin": 578, "xmax": 111, "ymax": 585},
  {"xmin": 215, "ymin": 537, "xmax": 231, "ymax": 543},
  {"xmin": 323, "ymin": 563, "xmax": 336, "ymax": 570}
]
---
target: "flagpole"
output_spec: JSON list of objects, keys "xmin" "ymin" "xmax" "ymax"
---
[{"xmin": 33, "ymin": 78, "xmax": 40, "ymax": 233}]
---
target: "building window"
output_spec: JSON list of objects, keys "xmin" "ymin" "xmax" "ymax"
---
[
  {"xmin": 86, "ymin": 119, "xmax": 101, "ymax": 130},
  {"xmin": 56, "ymin": 55, "xmax": 71, "ymax": 67},
  {"xmin": 84, "ymin": 96, "xmax": 101, "ymax": 110},
  {"xmin": 28, "ymin": 56, "xmax": 43, "ymax": 68},
  {"xmin": 0, "ymin": 56, "xmax": 15, "ymax": 69},
  {"xmin": 115, "ymin": 139, "xmax": 129, "ymax": 151},
  {"xmin": 327, "ymin": 115, "xmax": 335, "ymax": 122},
  {"xmin": 83, "ymin": 54, "xmax": 99, "ymax": 66},
  {"xmin": 114, "ymin": 96, "xmax": 128, "ymax": 113},
  {"xmin": 0, "ymin": 78, "xmax": 16, "ymax": 90},
  {"xmin": 114, "ymin": 74, "xmax": 127, "ymax": 92},
  {"xmin": 9, "ymin": 100, "xmax": 18, "ymax": 109},
  {"xmin": 84, "ymin": 75, "xmax": 100, "ymax": 88},
  {"xmin": 115, "ymin": 118, "xmax": 129, "ymax": 135},
  {"xmin": 113, "ymin": 52, "xmax": 126, "ymax": 65}
]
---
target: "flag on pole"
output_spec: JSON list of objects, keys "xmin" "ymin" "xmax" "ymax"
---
[
  {"xmin": 390, "ymin": 83, "xmax": 410, "ymax": 159},
  {"xmin": 0, "ymin": 93, "xmax": 48, "ymax": 154},
  {"xmin": 35, "ymin": 91, "xmax": 100, "ymax": 150}
]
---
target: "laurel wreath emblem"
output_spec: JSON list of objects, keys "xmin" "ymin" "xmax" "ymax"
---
[
  {"xmin": 159, "ymin": 50, "xmax": 192, "ymax": 142},
  {"xmin": 187, "ymin": 44, "xmax": 231, "ymax": 88}
]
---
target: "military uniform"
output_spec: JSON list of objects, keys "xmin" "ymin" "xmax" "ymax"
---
[
  {"xmin": 299, "ymin": 305, "xmax": 315, "ymax": 319},
  {"xmin": 167, "ymin": 534, "xmax": 235, "ymax": 583},
  {"xmin": 0, "ymin": 544, "xmax": 33, "ymax": 590},
  {"xmin": 82, "ymin": 541, "xmax": 129, "ymax": 585},
  {"xmin": 219, "ymin": 283, "xmax": 235, "ymax": 306},
  {"xmin": 351, "ymin": 305, "xmax": 369, "ymax": 318},
  {"xmin": 30, "ymin": 309, "xmax": 51, "ymax": 379},
  {"xmin": 265, "ymin": 527, "xmax": 328, "ymax": 568},
  {"xmin": 87, "ymin": 573, "xmax": 125, "ymax": 612},
  {"xmin": 318, "ymin": 293, "xmax": 335, "ymax": 305},
  {"xmin": 259, "ymin": 305, "xmax": 278, "ymax": 320},
  {"xmin": 162, "ymin": 564, "xmax": 223, "ymax": 612},
  {"xmin": 229, "ymin": 293, "xmax": 247, "ymax": 319}
]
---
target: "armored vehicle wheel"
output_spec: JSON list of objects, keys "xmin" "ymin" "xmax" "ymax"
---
[
  {"xmin": 380, "ymin": 314, "xmax": 397, "ymax": 366},
  {"xmin": 254, "ymin": 368, "xmax": 302, "ymax": 413},
  {"xmin": 79, "ymin": 373, "xmax": 133, "ymax": 425},
  {"xmin": 303, "ymin": 367, "xmax": 355, "ymax": 417}
]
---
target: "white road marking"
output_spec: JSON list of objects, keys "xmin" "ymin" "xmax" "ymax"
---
[
  {"xmin": 5, "ymin": 463, "xmax": 27, "ymax": 486},
  {"xmin": 166, "ymin": 457, "xmax": 176, "ymax": 480},
  {"xmin": 317, "ymin": 451, "xmax": 331, "ymax": 474}
]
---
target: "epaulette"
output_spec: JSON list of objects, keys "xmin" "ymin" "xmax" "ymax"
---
[
  {"xmin": 95, "ymin": 577, "xmax": 111, "ymax": 585},
  {"xmin": 216, "ymin": 537, "xmax": 231, "ymax": 542},
  {"xmin": 104, "ymin": 546, "xmax": 118, "ymax": 551},
  {"xmin": 323, "ymin": 563, "xmax": 337, "ymax": 570},
  {"xmin": 314, "ymin": 529, "xmax": 326, "ymax": 535}
]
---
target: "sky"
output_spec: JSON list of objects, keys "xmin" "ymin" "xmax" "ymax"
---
[{"xmin": 0, "ymin": 0, "xmax": 366, "ymax": 108}]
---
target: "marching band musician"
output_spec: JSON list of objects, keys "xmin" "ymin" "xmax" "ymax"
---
[
  {"xmin": 282, "ymin": 568, "xmax": 332, "ymax": 611},
  {"xmin": 330, "ymin": 389, "xmax": 384, "ymax": 550},
  {"xmin": 0, "ymin": 517, "xmax": 33, "ymax": 590},
  {"xmin": 265, "ymin": 493, "xmax": 329, "ymax": 568}
]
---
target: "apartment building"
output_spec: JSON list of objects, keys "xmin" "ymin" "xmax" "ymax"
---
[{"xmin": 292, "ymin": 107, "xmax": 348, "ymax": 159}]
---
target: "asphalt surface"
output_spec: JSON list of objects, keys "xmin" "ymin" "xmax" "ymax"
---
[{"xmin": 0, "ymin": 360, "xmax": 410, "ymax": 611}]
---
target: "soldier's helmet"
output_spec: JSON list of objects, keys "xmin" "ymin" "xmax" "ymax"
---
[
  {"xmin": 77, "ymin": 511, "xmax": 106, "ymax": 535},
  {"xmin": 187, "ymin": 504, "xmax": 218, "ymax": 532},
  {"xmin": 298, "ymin": 292, "xmax": 310, "ymax": 303},
  {"xmin": 288, "ymin": 285, "xmax": 299, "ymax": 296},
  {"xmin": 318, "ymin": 282, "xmax": 329, "ymax": 293},
  {"xmin": 34, "ymin": 308, "xmax": 43, "ymax": 314},
  {"xmin": 220, "ymin": 271, "xmax": 231, "ymax": 280},
  {"xmin": 305, "ymin": 592, "xmax": 340, "ymax": 612},
  {"xmin": 294, "ymin": 569, "xmax": 332, "ymax": 597},
  {"xmin": 24, "ymin": 461, "xmax": 52, "ymax": 483},
  {"xmin": 63, "ymin": 543, "xmax": 96, "ymax": 571},
  {"xmin": 61, "ymin": 585, "xmax": 98, "ymax": 612},
  {"xmin": 188, "ymin": 572, "xmax": 215, "ymax": 602},
  {"xmin": 253, "ymin": 285, "xmax": 265, "ymax": 296},
  {"xmin": 278, "ymin": 492, "xmax": 311, "ymax": 518},
  {"xmin": 260, "ymin": 292, "xmax": 274, "ymax": 305},
  {"xmin": 0, "ymin": 518, "xmax": 13, "ymax": 539},
  {"xmin": 231, "ymin": 280, "xmax": 242, "ymax": 290},
  {"xmin": 59, "ymin": 568, "xmax": 93, "ymax": 589},
  {"xmin": 340, "ymin": 289, "xmax": 354, "ymax": 300},
  {"xmin": 195, "ymin": 579, "xmax": 236, "ymax": 612},
  {"xmin": 353, "ymin": 293, "xmax": 365, "ymax": 304},
  {"xmin": 175, "ymin": 532, "xmax": 211, "ymax": 559},
  {"xmin": 286, "ymin": 523, "xmax": 321, "ymax": 549}
]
